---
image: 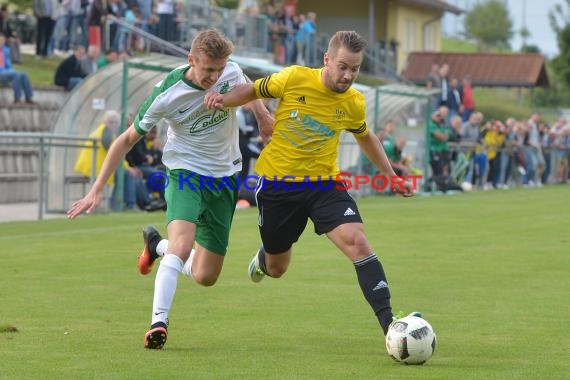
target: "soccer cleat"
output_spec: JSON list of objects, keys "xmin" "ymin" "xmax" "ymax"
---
[
  {"xmin": 144, "ymin": 323, "xmax": 168, "ymax": 349},
  {"xmin": 138, "ymin": 226, "xmax": 162, "ymax": 275},
  {"xmin": 248, "ymin": 246, "xmax": 265, "ymax": 283},
  {"xmin": 389, "ymin": 311, "xmax": 423, "ymax": 329}
]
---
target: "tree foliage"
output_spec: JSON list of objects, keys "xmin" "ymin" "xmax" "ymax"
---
[
  {"xmin": 548, "ymin": 0, "xmax": 570, "ymax": 34},
  {"xmin": 214, "ymin": 0, "xmax": 240, "ymax": 9},
  {"xmin": 464, "ymin": 0, "xmax": 513, "ymax": 51},
  {"xmin": 550, "ymin": 1, "xmax": 570, "ymax": 90}
]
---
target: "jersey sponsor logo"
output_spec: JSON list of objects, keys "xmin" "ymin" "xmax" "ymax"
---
[
  {"xmin": 219, "ymin": 81, "xmax": 230, "ymax": 94},
  {"xmin": 190, "ymin": 109, "xmax": 229, "ymax": 134},
  {"xmin": 301, "ymin": 114, "xmax": 335, "ymax": 137}
]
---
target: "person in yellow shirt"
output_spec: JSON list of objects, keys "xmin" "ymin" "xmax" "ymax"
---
[
  {"xmin": 483, "ymin": 120, "xmax": 506, "ymax": 188},
  {"xmin": 74, "ymin": 110, "xmax": 148, "ymax": 210},
  {"xmin": 205, "ymin": 30, "xmax": 418, "ymax": 339}
]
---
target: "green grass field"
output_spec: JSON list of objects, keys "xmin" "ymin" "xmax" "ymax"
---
[{"xmin": 1, "ymin": 186, "xmax": 569, "ymax": 379}]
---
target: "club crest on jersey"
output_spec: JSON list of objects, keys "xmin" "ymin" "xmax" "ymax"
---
[
  {"xmin": 336, "ymin": 108, "xmax": 346, "ymax": 121},
  {"xmin": 190, "ymin": 109, "xmax": 229, "ymax": 134},
  {"xmin": 219, "ymin": 81, "xmax": 230, "ymax": 94},
  {"xmin": 289, "ymin": 109, "xmax": 300, "ymax": 120}
]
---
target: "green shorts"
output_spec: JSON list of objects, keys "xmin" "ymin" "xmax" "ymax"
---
[{"xmin": 165, "ymin": 169, "xmax": 239, "ymax": 255}]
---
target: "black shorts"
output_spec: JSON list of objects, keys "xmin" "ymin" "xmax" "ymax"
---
[{"xmin": 254, "ymin": 177, "xmax": 363, "ymax": 253}]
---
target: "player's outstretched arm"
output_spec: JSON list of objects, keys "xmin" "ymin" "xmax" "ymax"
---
[
  {"xmin": 355, "ymin": 132, "xmax": 414, "ymax": 197},
  {"xmin": 204, "ymin": 83, "xmax": 258, "ymax": 109},
  {"xmin": 248, "ymin": 100, "xmax": 274, "ymax": 144},
  {"xmin": 67, "ymin": 126, "xmax": 144, "ymax": 219}
]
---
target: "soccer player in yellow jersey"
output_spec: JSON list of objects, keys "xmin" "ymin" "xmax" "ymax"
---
[{"xmin": 205, "ymin": 31, "xmax": 417, "ymax": 336}]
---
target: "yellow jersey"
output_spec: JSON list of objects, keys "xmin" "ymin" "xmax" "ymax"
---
[
  {"xmin": 74, "ymin": 123, "xmax": 115, "ymax": 185},
  {"xmin": 254, "ymin": 65, "xmax": 368, "ymax": 181}
]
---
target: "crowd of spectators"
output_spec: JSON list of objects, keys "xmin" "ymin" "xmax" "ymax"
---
[
  {"xmin": 261, "ymin": 3, "xmax": 318, "ymax": 66},
  {"xmin": 426, "ymin": 63, "xmax": 570, "ymax": 192}
]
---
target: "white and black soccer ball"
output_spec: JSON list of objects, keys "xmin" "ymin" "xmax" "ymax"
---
[{"xmin": 385, "ymin": 315, "xmax": 436, "ymax": 365}]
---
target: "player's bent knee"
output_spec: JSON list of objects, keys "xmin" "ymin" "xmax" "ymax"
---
[
  {"xmin": 193, "ymin": 272, "xmax": 219, "ymax": 286},
  {"xmin": 267, "ymin": 264, "xmax": 288, "ymax": 278}
]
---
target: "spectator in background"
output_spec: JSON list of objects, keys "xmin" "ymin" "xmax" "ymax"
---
[
  {"xmin": 512, "ymin": 121, "xmax": 529, "ymax": 185},
  {"xmin": 278, "ymin": 5, "xmax": 297, "ymax": 65},
  {"xmin": 294, "ymin": 13, "xmax": 306, "ymax": 65},
  {"xmin": 81, "ymin": 44, "xmax": 101, "ymax": 76},
  {"xmin": 473, "ymin": 120, "xmax": 492, "ymax": 189},
  {"xmin": 460, "ymin": 111, "xmax": 484, "ymax": 187},
  {"xmin": 86, "ymin": 0, "xmax": 107, "ymax": 47},
  {"xmin": 428, "ymin": 106, "xmax": 451, "ymax": 179},
  {"xmin": 449, "ymin": 114, "xmax": 473, "ymax": 185},
  {"xmin": 145, "ymin": 126, "xmax": 164, "ymax": 170},
  {"xmin": 97, "ymin": 48, "xmax": 119, "ymax": 68},
  {"xmin": 426, "ymin": 63, "xmax": 440, "ymax": 89},
  {"xmin": 461, "ymin": 76, "xmax": 475, "ymax": 122},
  {"xmin": 115, "ymin": 5, "xmax": 140, "ymax": 54},
  {"xmin": 52, "ymin": 0, "xmax": 71, "ymax": 53},
  {"xmin": 136, "ymin": 0, "xmax": 152, "ymax": 33},
  {"xmin": 68, "ymin": 0, "xmax": 88, "ymax": 49},
  {"xmin": 556, "ymin": 126, "xmax": 570, "ymax": 183},
  {"xmin": 0, "ymin": 5, "xmax": 22, "ymax": 63},
  {"xmin": 74, "ymin": 110, "xmax": 145, "ymax": 211},
  {"xmin": 438, "ymin": 63, "xmax": 450, "ymax": 108},
  {"xmin": 106, "ymin": 0, "xmax": 125, "ymax": 51},
  {"xmin": 376, "ymin": 119, "xmax": 396, "ymax": 142},
  {"xmin": 384, "ymin": 135, "xmax": 411, "ymax": 178},
  {"xmin": 496, "ymin": 117, "xmax": 516, "ymax": 189},
  {"xmin": 360, "ymin": 119, "xmax": 396, "ymax": 176},
  {"xmin": 0, "ymin": 32, "xmax": 37, "ymax": 104},
  {"xmin": 447, "ymin": 77, "xmax": 462, "ymax": 124},
  {"xmin": 448, "ymin": 114, "xmax": 462, "ymax": 163},
  {"xmin": 125, "ymin": 124, "xmax": 166, "ymax": 207},
  {"xmin": 426, "ymin": 63, "xmax": 440, "ymax": 108},
  {"xmin": 540, "ymin": 122, "xmax": 553, "ymax": 184},
  {"xmin": 156, "ymin": 0, "xmax": 175, "ymax": 42},
  {"xmin": 34, "ymin": 0, "xmax": 58, "ymax": 57},
  {"xmin": 263, "ymin": 3, "xmax": 279, "ymax": 56},
  {"xmin": 523, "ymin": 112, "xmax": 542, "ymax": 186},
  {"xmin": 54, "ymin": 44, "xmax": 87, "ymax": 90},
  {"xmin": 296, "ymin": 11, "xmax": 317, "ymax": 66},
  {"xmin": 547, "ymin": 119, "xmax": 566, "ymax": 184},
  {"xmin": 484, "ymin": 120, "xmax": 507, "ymax": 189},
  {"xmin": 449, "ymin": 115, "xmax": 462, "ymax": 142}
]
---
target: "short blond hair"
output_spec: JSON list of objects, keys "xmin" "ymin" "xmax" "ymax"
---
[{"xmin": 191, "ymin": 28, "xmax": 234, "ymax": 60}]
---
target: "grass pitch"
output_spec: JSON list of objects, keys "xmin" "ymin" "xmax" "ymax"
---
[{"xmin": 1, "ymin": 186, "xmax": 569, "ymax": 379}]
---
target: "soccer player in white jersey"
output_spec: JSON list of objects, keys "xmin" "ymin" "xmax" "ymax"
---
[{"xmin": 67, "ymin": 29, "xmax": 273, "ymax": 349}]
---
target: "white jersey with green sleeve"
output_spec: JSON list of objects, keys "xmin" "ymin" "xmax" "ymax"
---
[{"xmin": 133, "ymin": 61, "xmax": 246, "ymax": 177}]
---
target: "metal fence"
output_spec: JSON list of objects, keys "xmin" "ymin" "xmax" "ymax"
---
[
  {"xmin": 103, "ymin": 0, "xmax": 400, "ymax": 78},
  {"xmin": 0, "ymin": 132, "xmax": 99, "ymax": 220}
]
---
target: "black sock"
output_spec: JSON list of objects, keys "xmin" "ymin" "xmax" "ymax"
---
[
  {"xmin": 354, "ymin": 253, "xmax": 393, "ymax": 335},
  {"xmin": 257, "ymin": 245, "xmax": 269, "ymax": 275}
]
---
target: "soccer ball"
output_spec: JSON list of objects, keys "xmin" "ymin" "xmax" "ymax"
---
[
  {"xmin": 461, "ymin": 181, "xmax": 473, "ymax": 192},
  {"xmin": 385, "ymin": 315, "xmax": 436, "ymax": 365}
]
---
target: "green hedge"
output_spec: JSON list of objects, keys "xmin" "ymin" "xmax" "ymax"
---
[{"xmin": 475, "ymin": 98, "xmax": 531, "ymax": 121}]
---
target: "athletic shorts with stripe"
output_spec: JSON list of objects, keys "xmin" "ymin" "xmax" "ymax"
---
[{"xmin": 255, "ymin": 177, "xmax": 363, "ymax": 253}]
